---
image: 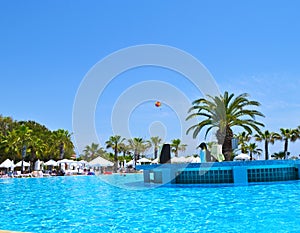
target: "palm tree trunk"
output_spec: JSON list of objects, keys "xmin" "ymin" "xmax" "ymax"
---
[
  {"xmin": 134, "ymin": 149, "xmax": 138, "ymax": 168},
  {"xmin": 154, "ymin": 148, "xmax": 158, "ymax": 159},
  {"xmin": 250, "ymin": 152, "xmax": 253, "ymax": 160},
  {"xmin": 221, "ymin": 127, "xmax": 233, "ymax": 161},
  {"xmin": 265, "ymin": 141, "xmax": 269, "ymax": 160},
  {"xmin": 284, "ymin": 139, "xmax": 288, "ymax": 159},
  {"xmin": 222, "ymin": 136, "xmax": 232, "ymax": 161},
  {"xmin": 114, "ymin": 147, "xmax": 118, "ymax": 173}
]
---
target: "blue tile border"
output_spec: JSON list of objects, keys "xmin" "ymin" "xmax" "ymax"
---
[
  {"xmin": 136, "ymin": 159, "xmax": 300, "ymax": 170},
  {"xmin": 138, "ymin": 160, "xmax": 300, "ymax": 185}
]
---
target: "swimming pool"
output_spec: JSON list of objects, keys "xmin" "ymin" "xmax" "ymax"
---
[{"xmin": 0, "ymin": 175, "xmax": 299, "ymax": 233}]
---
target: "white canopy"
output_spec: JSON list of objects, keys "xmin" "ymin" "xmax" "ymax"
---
[
  {"xmin": 151, "ymin": 158, "xmax": 159, "ymax": 164},
  {"xmin": 190, "ymin": 156, "xmax": 201, "ymax": 163},
  {"xmin": 15, "ymin": 161, "xmax": 30, "ymax": 167},
  {"xmin": 126, "ymin": 160, "xmax": 135, "ymax": 167},
  {"xmin": 34, "ymin": 159, "xmax": 44, "ymax": 171},
  {"xmin": 44, "ymin": 159, "xmax": 58, "ymax": 166},
  {"xmin": 57, "ymin": 159, "xmax": 74, "ymax": 164},
  {"xmin": 137, "ymin": 157, "xmax": 152, "ymax": 163},
  {"xmin": 88, "ymin": 156, "xmax": 114, "ymax": 167},
  {"xmin": 234, "ymin": 153, "xmax": 250, "ymax": 161},
  {"xmin": 0, "ymin": 159, "xmax": 14, "ymax": 168},
  {"xmin": 77, "ymin": 160, "xmax": 88, "ymax": 165},
  {"xmin": 171, "ymin": 156, "xmax": 188, "ymax": 164}
]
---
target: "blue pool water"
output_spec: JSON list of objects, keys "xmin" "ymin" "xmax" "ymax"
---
[{"xmin": 0, "ymin": 175, "xmax": 299, "ymax": 233}]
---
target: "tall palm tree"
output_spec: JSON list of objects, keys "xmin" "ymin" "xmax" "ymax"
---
[
  {"xmin": 235, "ymin": 131, "xmax": 251, "ymax": 153},
  {"xmin": 186, "ymin": 91, "xmax": 265, "ymax": 161},
  {"xmin": 51, "ymin": 129, "xmax": 75, "ymax": 159},
  {"xmin": 149, "ymin": 136, "xmax": 162, "ymax": 159},
  {"xmin": 0, "ymin": 118, "xmax": 76, "ymax": 163},
  {"xmin": 170, "ymin": 139, "xmax": 187, "ymax": 157},
  {"xmin": 279, "ymin": 128, "xmax": 298, "ymax": 159},
  {"xmin": 18, "ymin": 120, "xmax": 54, "ymax": 161},
  {"xmin": 29, "ymin": 135, "xmax": 47, "ymax": 162},
  {"xmin": 106, "ymin": 135, "xmax": 125, "ymax": 172},
  {"xmin": 127, "ymin": 137, "xmax": 151, "ymax": 165},
  {"xmin": 118, "ymin": 142, "xmax": 128, "ymax": 157},
  {"xmin": 246, "ymin": 143, "xmax": 262, "ymax": 160},
  {"xmin": 3, "ymin": 125, "xmax": 33, "ymax": 161},
  {"xmin": 254, "ymin": 130, "xmax": 281, "ymax": 160},
  {"xmin": 83, "ymin": 143, "xmax": 106, "ymax": 161}
]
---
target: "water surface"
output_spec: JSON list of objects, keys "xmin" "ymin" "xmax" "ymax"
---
[{"xmin": 0, "ymin": 175, "xmax": 299, "ymax": 232}]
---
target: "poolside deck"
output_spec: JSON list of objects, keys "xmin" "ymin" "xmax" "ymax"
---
[{"xmin": 0, "ymin": 231, "xmax": 29, "ymax": 233}]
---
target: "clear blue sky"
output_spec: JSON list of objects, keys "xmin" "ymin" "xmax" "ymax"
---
[{"xmin": 1, "ymin": 1, "xmax": 300, "ymax": 157}]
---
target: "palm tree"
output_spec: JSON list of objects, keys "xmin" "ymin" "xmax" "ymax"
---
[
  {"xmin": 127, "ymin": 137, "xmax": 151, "ymax": 165},
  {"xmin": 170, "ymin": 139, "xmax": 187, "ymax": 157},
  {"xmin": 149, "ymin": 136, "xmax": 162, "ymax": 159},
  {"xmin": 254, "ymin": 130, "xmax": 281, "ymax": 160},
  {"xmin": 272, "ymin": 151, "xmax": 285, "ymax": 160},
  {"xmin": 83, "ymin": 143, "xmax": 106, "ymax": 161},
  {"xmin": 186, "ymin": 91, "xmax": 265, "ymax": 161},
  {"xmin": 119, "ymin": 142, "xmax": 131, "ymax": 158},
  {"xmin": 3, "ymin": 125, "xmax": 33, "ymax": 161},
  {"xmin": 106, "ymin": 135, "xmax": 125, "ymax": 172},
  {"xmin": 29, "ymin": 135, "xmax": 47, "ymax": 162},
  {"xmin": 0, "ymin": 118, "xmax": 76, "ymax": 163},
  {"xmin": 235, "ymin": 131, "xmax": 251, "ymax": 153},
  {"xmin": 51, "ymin": 129, "xmax": 75, "ymax": 159},
  {"xmin": 279, "ymin": 128, "xmax": 298, "ymax": 159},
  {"xmin": 246, "ymin": 143, "xmax": 262, "ymax": 160},
  {"xmin": 17, "ymin": 120, "xmax": 54, "ymax": 161}
]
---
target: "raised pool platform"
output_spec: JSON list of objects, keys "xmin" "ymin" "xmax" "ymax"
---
[{"xmin": 136, "ymin": 160, "xmax": 300, "ymax": 185}]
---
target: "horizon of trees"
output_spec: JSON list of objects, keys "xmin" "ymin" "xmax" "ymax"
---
[
  {"xmin": 80, "ymin": 137, "xmax": 188, "ymax": 171},
  {"xmin": 66, "ymin": 125, "xmax": 300, "ymax": 164},
  {"xmin": 0, "ymin": 116, "xmax": 189, "ymax": 167},
  {"xmin": 1, "ymin": 91, "xmax": 300, "ymax": 165},
  {"xmin": 0, "ymin": 116, "xmax": 75, "ymax": 165},
  {"xmin": 186, "ymin": 91, "xmax": 300, "ymax": 160}
]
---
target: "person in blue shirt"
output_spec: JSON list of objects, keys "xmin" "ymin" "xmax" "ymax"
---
[{"xmin": 198, "ymin": 142, "xmax": 207, "ymax": 163}]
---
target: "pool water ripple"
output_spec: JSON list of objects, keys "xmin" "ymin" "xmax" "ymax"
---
[{"xmin": 0, "ymin": 176, "xmax": 299, "ymax": 232}]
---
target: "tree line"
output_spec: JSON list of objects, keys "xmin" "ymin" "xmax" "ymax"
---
[
  {"xmin": 79, "ymin": 136, "xmax": 187, "ymax": 172},
  {"xmin": 186, "ymin": 91, "xmax": 300, "ymax": 161},
  {"xmin": 0, "ymin": 116, "xmax": 75, "ymax": 165},
  {"xmin": 0, "ymin": 115, "xmax": 188, "ymax": 173},
  {"xmin": 235, "ymin": 128, "xmax": 300, "ymax": 160},
  {"xmin": 1, "ymin": 91, "xmax": 299, "ymax": 169}
]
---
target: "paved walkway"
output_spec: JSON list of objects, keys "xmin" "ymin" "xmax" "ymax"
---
[{"xmin": 0, "ymin": 231, "xmax": 29, "ymax": 233}]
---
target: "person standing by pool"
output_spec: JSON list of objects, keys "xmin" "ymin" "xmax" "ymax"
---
[
  {"xmin": 198, "ymin": 142, "xmax": 207, "ymax": 163},
  {"xmin": 210, "ymin": 142, "xmax": 225, "ymax": 162}
]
